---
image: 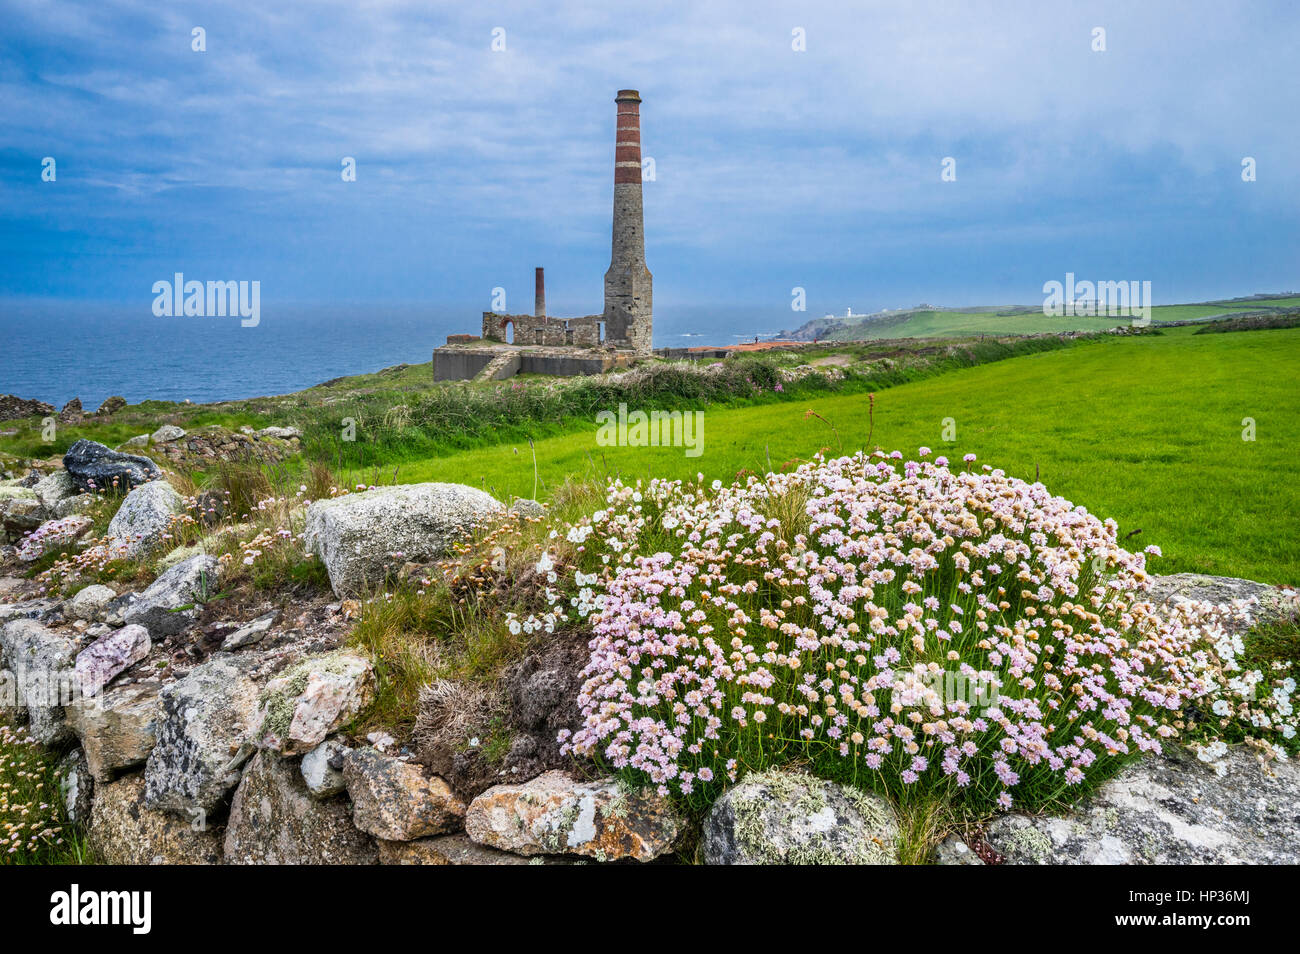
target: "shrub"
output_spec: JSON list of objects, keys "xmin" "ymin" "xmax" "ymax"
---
[
  {"xmin": 1193, "ymin": 312, "xmax": 1300, "ymax": 334},
  {"xmin": 530, "ymin": 451, "xmax": 1253, "ymax": 813}
]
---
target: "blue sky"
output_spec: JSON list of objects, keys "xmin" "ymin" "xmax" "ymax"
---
[{"xmin": 1, "ymin": 0, "xmax": 1297, "ymax": 317}]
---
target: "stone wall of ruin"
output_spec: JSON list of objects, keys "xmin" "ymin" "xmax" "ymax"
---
[{"xmin": 481, "ymin": 312, "xmax": 604, "ymax": 348}]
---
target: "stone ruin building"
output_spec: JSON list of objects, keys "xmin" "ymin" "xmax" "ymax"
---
[{"xmin": 435, "ymin": 90, "xmax": 653, "ymax": 381}]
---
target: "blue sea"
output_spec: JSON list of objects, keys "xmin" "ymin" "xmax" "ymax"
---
[{"xmin": 0, "ymin": 301, "xmax": 799, "ymax": 409}]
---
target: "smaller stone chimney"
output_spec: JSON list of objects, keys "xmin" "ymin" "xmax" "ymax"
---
[{"xmin": 535, "ymin": 267, "xmax": 546, "ymax": 319}]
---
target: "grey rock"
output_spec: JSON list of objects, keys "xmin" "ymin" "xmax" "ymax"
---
[
  {"xmin": 0, "ymin": 618, "xmax": 78, "ymax": 745},
  {"xmin": 304, "ymin": 482, "xmax": 504, "ymax": 596},
  {"xmin": 104, "ymin": 479, "xmax": 183, "ymax": 559},
  {"xmin": 63, "ymin": 438, "xmax": 160, "ymax": 493},
  {"xmin": 0, "ymin": 597, "xmax": 63, "ymax": 623},
  {"xmin": 144, "ymin": 656, "xmax": 260, "ymax": 817},
  {"xmin": 121, "ymin": 434, "xmax": 149, "ymax": 448},
  {"xmin": 257, "ymin": 650, "xmax": 374, "ymax": 755},
  {"xmin": 123, "ymin": 554, "xmax": 221, "ymax": 637},
  {"xmin": 33, "ymin": 469, "xmax": 77, "ymax": 512},
  {"xmin": 67, "ymin": 680, "xmax": 161, "ymax": 782},
  {"xmin": 95, "ymin": 396, "xmax": 128, "ymax": 416},
  {"xmin": 0, "ymin": 488, "xmax": 43, "ymax": 542},
  {"xmin": 256, "ymin": 426, "xmax": 300, "ymax": 439},
  {"xmin": 89, "ymin": 773, "xmax": 222, "ymax": 865},
  {"xmin": 66, "ymin": 584, "xmax": 117, "ymax": 622},
  {"xmin": 74, "ymin": 623, "xmax": 150, "ymax": 697},
  {"xmin": 150, "ymin": 425, "xmax": 186, "ymax": 443},
  {"xmin": 701, "ymin": 768, "xmax": 900, "ymax": 865},
  {"xmin": 300, "ymin": 738, "xmax": 350, "ymax": 798},
  {"xmin": 466, "ymin": 770, "xmax": 683, "ymax": 862},
  {"xmin": 510, "ymin": 498, "xmax": 546, "ymax": 519},
  {"xmin": 933, "ymin": 834, "xmax": 985, "ymax": 865},
  {"xmin": 224, "ymin": 751, "xmax": 377, "ymax": 864},
  {"xmin": 985, "ymin": 745, "xmax": 1300, "ymax": 865},
  {"xmin": 221, "ymin": 610, "xmax": 277, "ymax": 650},
  {"xmin": 52, "ymin": 493, "xmax": 97, "ymax": 519},
  {"xmin": 377, "ymin": 833, "xmax": 573, "ymax": 865},
  {"xmin": 343, "ymin": 747, "xmax": 466, "ymax": 841},
  {"xmin": 101, "ymin": 591, "xmax": 139, "ymax": 627},
  {"xmin": 57, "ymin": 747, "xmax": 95, "ymax": 825},
  {"xmin": 1149, "ymin": 573, "xmax": 1299, "ymax": 630}
]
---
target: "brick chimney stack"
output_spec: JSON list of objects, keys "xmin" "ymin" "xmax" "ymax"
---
[
  {"xmin": 535, "ymin": 267, "xmax": 545, "ymax": 319},
  {"xmin": 603, "ymin": 89, "xmax": 653, "ymax": 352}
]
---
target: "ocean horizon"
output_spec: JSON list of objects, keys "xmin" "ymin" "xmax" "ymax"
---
[{"xmin": 0, "ymin": 300, "xmax": 798, "ymax": 409}]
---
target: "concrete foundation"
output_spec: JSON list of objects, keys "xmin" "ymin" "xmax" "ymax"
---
[{"xmin": 434, "ymin": 343, "xmax": 634, "ymax": 382}]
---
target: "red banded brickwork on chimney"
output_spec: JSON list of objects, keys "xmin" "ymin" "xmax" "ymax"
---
[
  {"xmin": 604, "ymin": 89, "xmax": 653, "ymax": 353},
  {"xmin": 614, "ymin": 91, "xmax": 642, "ymax": 184}
]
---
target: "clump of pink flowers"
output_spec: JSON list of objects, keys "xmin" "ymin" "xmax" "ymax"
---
[
  {"xmin": 16, "ymin": 515, "xmax": 93, "ymax": 563},
  {"xmin": 549, "ymin": 451, "xmax": 1245, "ymax": 809}
]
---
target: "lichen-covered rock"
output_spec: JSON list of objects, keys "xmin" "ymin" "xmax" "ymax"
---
[
  {"xmin": 257, "ymin": 651, "xmax": 374, "ymax": 755},
  {"xmin": 95, "ymin": 396, "xmax": 127, "ymax": 416},
  {"xmin": 67, "ymin": 681, "xmax": 161, "ymax": 782},
  {"xmin": 0, "ymin": 596, "xmax": 62, "ymax": 623},
  {"xmin": 342, "ymin": 747, "xmax": 466, "ymax": 841},
  {"xmin": 985, "ymin": 745, "xmax": 1300, "ymax": 865},
  {"xmin": 0, "ymin": 488, "xmax": 43, "ymax": 542},
  {"xmin": 101, "ymin": 591, "xmax": 139, "ymax": 627},
  {"xmin": 52, "ymin": 493, "xmax": 96, "ymax": 519},
  {"xmin": 66, "ymin": 583, "xmax": 117, "ymax": 622},
  {"xmin": 33, "ymin": 469, "xmax": 77, "ymax": 512},
  {"xmin": 224, "ymin": 751, "xmax": 378, "ymax": 865},
  {"xmin": 63, "ymin": 438, "xmax": 159, "ymax": 493},
  {"xmin": 933, "ymin": 834, "xmax": 985, "ymax": 865},
  {"xmin": 123, "ymin": 554, "xmax": 221, "ymax": 636},
  {"xmin": 304, "ymin": 482, "xmax": 504, "ymax": 596},
  {"xmin": 510, "ymin": 498, "xmax": 546, "ymax": 519},
  {"xmin": 256, "ymin": 426, "xmax": 300, "ymax": 440},
  {"xmin": 300, "ymin": 739, "xmax": 350, "ymax": 798},
  {"xmin": 57, "ymin": 747, "xmax": 95, "ymax": 826},
  {"xmin": 1148, "ymin": 573, "xmax": 1299, "ymax": 630},
  {"xmin": 104, "ymin": 479, "xmax": 183, "ymax": 559},
  {"xmin": 222, "ymin": 610, "xmax": 277, "ymax": 650},
  {"xmin": 151, "ymin": 425, "xmax": 186, "ymax": 443},
  {"xmin": 89, "ymin": 773, "xmax": 223, "ymax": 865},
  {"xmin": 701, "ymin": 768, "xmax": 900, "ymax": 865},
  {"xmin": 466, "ymin": 770, "xmax": 683, "ymax": 862},
  {"xmin": 377, "ymin": 833, "xmax": 571, "ymax": 865},
  {"xmin": 74, "ymin": 623, "xmax": 150, "ymax": 697},
  {"xmin": 0, "ymin": 618, "xmax": 77, "ymax": 745},
  {"xmin": 144, "ymin": 656, "xmax": 260, "ymax": 817}
]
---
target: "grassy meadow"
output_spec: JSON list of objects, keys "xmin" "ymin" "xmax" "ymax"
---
[
  {"xmin": 817, "ymin": 295, "xmax": 1300, "ymax": 341},
  {"xmin": 381, "ymin": 325, "xmax": 1300, "ymax": 584}
]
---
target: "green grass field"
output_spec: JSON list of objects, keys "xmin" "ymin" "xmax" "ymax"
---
[
  {"xmin": 382, "ymin": 325, "xmax": 1300, "ymax": 585},
  {"xmin": 819, "ymin": 296, "xmax": 1300, "ymax": 341}
]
